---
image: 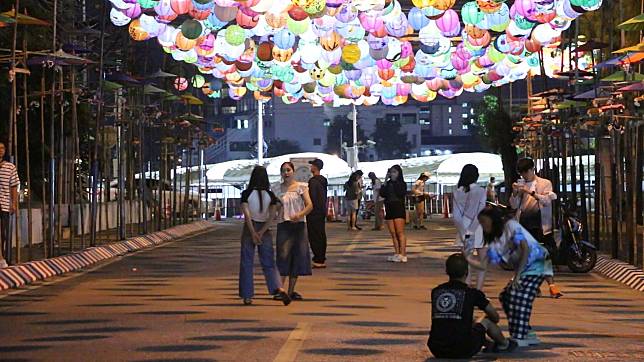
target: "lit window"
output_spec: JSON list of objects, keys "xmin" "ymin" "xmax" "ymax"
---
[
  {"xmin": 462, "ymin": 124, "xmax": 469, "ymax": 130},
  {"xmin": 448, "ymin": 128, "xmax": 453, "ymax": 135},
  {"xmin": 448, "ymin": 118, "xmax": 452, "ymax": 124},
  {"xmin": 236, "ymin": 119, "xmax": 249, "ymax": 129},
  {"xmin": 448, "ymin": 106, "xmax": 452, "ymax": 113},
  {"xmin": 462, "ymin": 102, "xmax": 468, "ymax": 107},
  {"xmin": 462, "ymin": 113, "xmax": 468, "ymax": 118},
  {"xmin": 470, "ymin": 108, "xmax": 474, "ymax": 115}
]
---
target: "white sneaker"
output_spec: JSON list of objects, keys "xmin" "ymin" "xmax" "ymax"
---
[
  {"xmin": 400, "ymin": 255, "xmax": 408, "ymax": 263},
  {"xmin": 0, "ymin": 259, "xmax": 7, "ymax": 268},
  {"xmin": 513, "ymin": 338, "xmax": 531, "ymax": 347},
  {"xmin": 387, "ymin": 254, "xmax": 401, "ymax": 262},
  {"xmin": 526, "ymin": 331, "xmax": 541, "ymax": 345}
]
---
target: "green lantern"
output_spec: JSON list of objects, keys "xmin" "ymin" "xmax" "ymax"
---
[
  {"xmin": 514, "ymin": 14, "xmax": 535, "ymax": 31},
  {"xmin": 181, "ymin": 19, "xmax": 203, "ymax": 40},
  {"xmin": 225, "ymin": 25, "xmax": 246, "ymax": 46},
  {"xmin": 462, "ymin": 2, "xmax": 484, "ymax": 25},
  {"xmin": 138, "ymin": 0, "xmax": 159, "ymax": 8},
  {"xmin": 191, "ymin": 75, "xmax": 206, "ymax": 88},
  {"xmin": 287, "ymin": 18, "xmax": 309, "ymax": 35},
  {"xmin": 487, "ymin": 46, "xmax": 505, "ymax": 63}
]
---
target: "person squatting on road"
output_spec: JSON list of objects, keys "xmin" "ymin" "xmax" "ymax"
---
[
  {"xmin": 428, "ymin": 253, "xmax": 517, "ymax": 359},
  {"xmin": 411, "ymin": 172, "xmax": 431, "ymax": 230},
  {"xmin": 510, "ymin": 157, "xmax": 563, "ymax": 298},
  {"xmin": 381, "ymin": 165, "xmax": 408, "ymax": 263},
  {"xmin": 238, "ymin": 166, "xmax": 291, "ymax": 306},
  {"xmin": 306, "ymin": 158, "xmax": 328, "ymax": 269},
  {"xmin": 273, "ymin": 162, "xmax": 313, "ymax": 301},
  {"xmin": 453, "ymin": 164, "xmax": 488, "ymax": 291},
  {"xmin": 472, "ymin": 207, "xmax": 551, "ymax": 347}
]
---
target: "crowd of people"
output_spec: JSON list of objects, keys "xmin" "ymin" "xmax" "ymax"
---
[{"xmin": 237, "ymin": 156, "xmax": 563, "ymax": 357}]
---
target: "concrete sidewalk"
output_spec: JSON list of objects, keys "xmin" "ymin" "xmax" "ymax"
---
[{"xmin": 0, "ymin": 219, "xmax": 643, "ymax": 361}]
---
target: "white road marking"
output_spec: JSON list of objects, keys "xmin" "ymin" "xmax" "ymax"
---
[{"xmin": 273, "ymin": 322, "xmax": 311, "ymax": 362}]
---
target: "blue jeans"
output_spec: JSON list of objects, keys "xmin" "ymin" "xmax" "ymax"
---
[{"xmin": 239, "ymin": 222, "xmax": 282, "ymax": 299}]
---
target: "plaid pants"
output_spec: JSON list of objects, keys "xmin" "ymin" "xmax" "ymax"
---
[{"xmin": 499, "ymin": 274, "xmax": 545, "ymax": 339}]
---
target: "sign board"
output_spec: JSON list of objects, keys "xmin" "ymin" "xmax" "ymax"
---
[{"xmin": 290, "ymin": 157, "xmax": 314, "ymax": 183}]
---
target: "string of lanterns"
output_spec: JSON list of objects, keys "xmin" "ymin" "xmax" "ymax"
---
[{"xmin": 109, "ymin": 0, "xmax": 603, "ymax": 106}]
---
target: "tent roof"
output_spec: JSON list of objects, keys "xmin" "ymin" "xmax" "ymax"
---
[
  {"xmin": 601, "ymin": 71, "xmax": 644, "ymax": 82},
  {"xmin": 618, "ymin": 14, "xmax": 644, "ymax": 32}
]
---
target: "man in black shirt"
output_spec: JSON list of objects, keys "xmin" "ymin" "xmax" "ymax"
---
[
  {"xmin": 307, "ymin": 159, "xmax": 328, "ymax": 268},
  {"xmin": 428, "ymin": 253, "xmax": 517, "ymax": 358}
]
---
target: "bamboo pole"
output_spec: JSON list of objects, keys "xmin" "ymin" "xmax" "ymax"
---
[
  {"xmin": 48, "ymin": 0, "xmax": 58, "ymax": 257},
  {"xmin": 22, "ymin": 40, "xmax": 33, "ymax": 259},
  {"xmin": 56, "ymin": 68, "xmax": 64, "ymax": 255},
  {"xmin": 39, "ymin": 72, "xmax": 47, "ymax": 258}
]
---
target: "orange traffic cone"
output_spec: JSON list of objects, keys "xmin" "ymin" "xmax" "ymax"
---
[
  {"xmin": 443, "ymin": 193, "xmax": 450, "ymax": 219},
  {"xmin": 326, "ymin": 197, "xmax": 336, "ymax": 222},
  {"xmin": 215, "ymin": 204, "xmax": 222, "ymax": 221}
]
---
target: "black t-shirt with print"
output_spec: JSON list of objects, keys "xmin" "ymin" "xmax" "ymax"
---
[{"xmin": 429, "ymin": 280, "xmax": 489, "ymax": 348}]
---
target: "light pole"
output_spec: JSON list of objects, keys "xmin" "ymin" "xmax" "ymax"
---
[{"xmin": 257, "ymin": 100, "xmax": 264, "ymax": 164}]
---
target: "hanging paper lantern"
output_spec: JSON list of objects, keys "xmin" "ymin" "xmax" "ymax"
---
[
  {"xmin": 170, "ymin": 0, "xmax": 193, "ymax": 14},
  {"xmin": 274, "ymin": 29, "xmax": 296, "ymax": 49},
  {"xmin": 191, "ymin": 74, "xmax": 206, "ymax": 88},
  {"xmin": 412, "ymin": 0, "xmax": 433, "ymax": 8},
  {"xmin": 341, "ymin": 44, "xmax": 361, "ymax": 64},
  {"xmin": 180, "ymin": 19, "xmax": 203, "ymax": 39},
  {"xmin": 408, "ymin": 7, "xmax": 429, "ymax": 30},
  {"xmin": 236, "ymin": 6, "xmax": 260, "ymax": 29},
  {"xmin": 192, "ymin": 0, "xmax": 214, "ymax": 11},
  {"xmin": 434, "ymin": 0, "xmax": 455, "ymax": 11},
  {"xmin": 138, "ymin": 0, "xmax": 159, "ymax": 8},
  {"xmin": 174, "ymin": 77, "xmax": 189, "ymax": 91},
  {"xmin": 110, "ymin": 8, "xmax": 132, "ymax": 26},
  {"xmin": 461, "ymin": 1, "xmax": 483, "ymax": 25},
  {"xmin": 225, "ymin": 25, "xmax": 246, "ymax": 46},
  {"xmin": 436, "ymin": 9, "xmax": 461, "ymax": 37},
  {"xmin": 287, "ymin": 17, "xmax": 310, "ymax": 35},
  {"xmin": 128, "ymin": 19, "xmax": 149, "ymax": 41}
]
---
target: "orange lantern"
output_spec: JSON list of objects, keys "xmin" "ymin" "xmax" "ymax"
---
[
  {"xmin": 469, "ymin": 31, "xmax": 491, "ymax": 47},
  {"xmin": 320, "ymin": 32, "xmax": 342, "ymax": 51},
  {"xmin": 433, "ymin": 0, "xmax": 455, "ymax": 11},
  {"xmin": 237, "ymin": 7, "xmax": 260, "ymax": 29},
  {"xmin": 272, "ymin": 47, "xmax": 294, "ymax": 62},
  {"xmin": 175, "ymin": 32, "xmax": 197, "ymax": 51},
  {"xmin": 378, "ymin": 68, "xmax": 395, "ymax": 81},
  {"xmin": 129, "ymin": 19, "xmax": 149, "ymax": 41},
  {"xmin": 265, "ymin": 12, "xmax": 288, "ymax": 29},
  {"xmin": 466, "ymin": 25, "xmax": 487, "ymax": 39}
]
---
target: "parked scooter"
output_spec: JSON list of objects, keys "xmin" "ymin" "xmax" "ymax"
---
[{"xmin": 553, "ymin": 201, "xmax": 597, "ymax": 273}]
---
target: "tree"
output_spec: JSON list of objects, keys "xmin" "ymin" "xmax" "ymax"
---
[
  {"xmin": 370, "ymin": 118, "xmax": 411, "ymax": 160},
  {"xmin": 324, "ymin": 114, "xmax": 368, "ymax": 158},
  {"xmin": 470, "ymin": 94, "xmax": 519, "ymax": 193},
  {"xmin": 267, "ymin": 138, "xmax": 301, "ymax": 157}
]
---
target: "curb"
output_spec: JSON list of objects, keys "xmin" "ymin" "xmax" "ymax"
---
[
  {"xmin": 594, "ymin": 254, "xmax": 644, "ymax": 292},
  {"xmin": 0, "ymin": 221, "xmax": 215, "ymax": 292}
]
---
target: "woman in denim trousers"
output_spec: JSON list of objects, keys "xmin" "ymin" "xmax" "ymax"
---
[
  {"xmin": 239, "ymin": 166, "xmax": 290, "ymax": 306},
  {"xmin": 273, "ymin": 162, "xmax": 313, "ymax": 301}
]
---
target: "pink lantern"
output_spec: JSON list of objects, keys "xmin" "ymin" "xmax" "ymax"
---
[
  {"xmin": 198, "ymin": 33, "xmax": 216, "ymax": 51},
  {"xmin": 376, "ymin": 59, "xmax": 392, "ymax": 70},
  {"xmin": 451, "ymin": 53, "xmax": 469, "ymax": 71},
  {"xmin": 174, "ymin": 77, "xmax": 189, "ymax": 91},
  {"xmin": 396, "ymin": 83, "xmax": 411, "ymax": 97},
  {"xmin": 358, "ymin": 12, "xmax": 383, "ymax": 33},
  {"xmin": 426, "ymin": 78, "xmax": 444, "ymax": 91},
  {"xmin": 514, "ymin": 0, "xmax": 536, "ymax": 21},
  {"xmin": 170, "ymin": 0, "xmax": 193, "ymax": 15},
  {"xmin": 400, "ymin": 41, "xmax": 413, "ymax": 58},
  {"xmin": 122, "ymin": 4, "xmax": 141, "ymax": 18},
  {"xmin": 436, "ymin": 9, "xmax": 461, "ymax": 37},
  {"xmin": 236, "ymin": 6, "xmax": 260, "ymax": 29},
  {"xmin": 189, "ymin": 8, "xmax": 211, "ymax": 20}
]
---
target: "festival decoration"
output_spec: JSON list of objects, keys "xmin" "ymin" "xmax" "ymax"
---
[{"xmin": 108, "ymin": 0, "xmax": 604, "ymax": 106}]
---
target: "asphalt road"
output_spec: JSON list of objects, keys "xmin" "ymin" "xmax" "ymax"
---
[{"xmin": 1, "ymin": 219, "xmax": 643, "ymax": 361}]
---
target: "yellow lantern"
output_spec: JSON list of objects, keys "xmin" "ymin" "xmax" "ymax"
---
[
  {"xmin": 341, "ymin": 44, "xmax": 361, "ymax": 64},
  {"xmin": 175, "ymin": 32, "xmax": 197, "ymax": 51},
  {"xmin": 128, "ymin": 19, "xmax": 149, "ymax": 41}
]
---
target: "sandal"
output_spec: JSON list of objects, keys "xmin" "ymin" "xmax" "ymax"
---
[
  {"xmin": 243, "ymin": 298, "xmax": 252, "ymax": 305},
  {"xmin": 290, "ymin": 292, "xmax": 303, "ymax": 301}
]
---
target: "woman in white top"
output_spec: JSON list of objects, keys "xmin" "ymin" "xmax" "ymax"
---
[
  {"xmin": 239, "ymin": 166, "xmax": 290, "ymax": 306},
  {"xmin": 453, "ymin": 164, "xmax": 488, "ymax": 290},
  {"xmin": 273, "ymin": 162, "xmax": 313, "ymax": 301}
]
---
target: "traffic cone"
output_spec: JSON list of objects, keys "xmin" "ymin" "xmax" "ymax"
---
[
  {"xmin": 327, "ymin": 197, "xmax": 336, "ymax": 222},
  {"xmin": 443, "ymin": 193, "xmax": 450, "ymax": 219},
  {"xmin": 215, "ymin": 204, "xmax": 221, "ymax": 221}
]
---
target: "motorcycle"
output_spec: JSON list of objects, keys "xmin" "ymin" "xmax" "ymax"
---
[{"xmin": 553, "ymin": 201, "xmax": 597, "ymax": 273}]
